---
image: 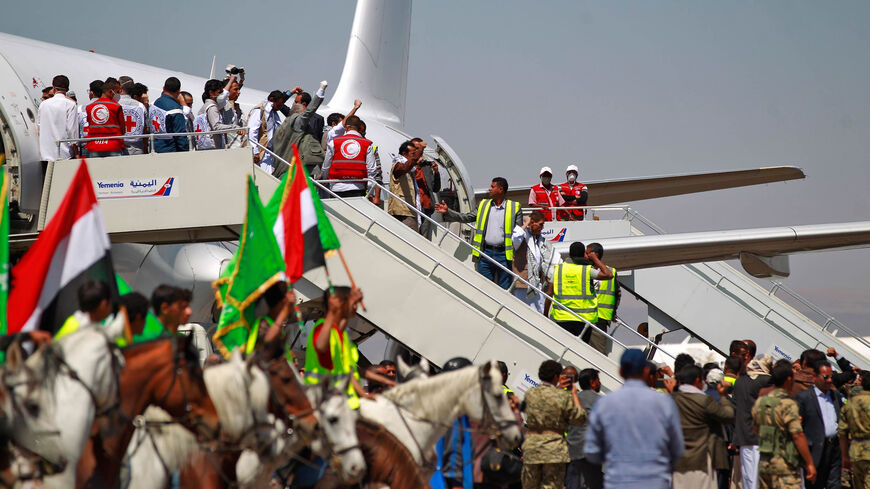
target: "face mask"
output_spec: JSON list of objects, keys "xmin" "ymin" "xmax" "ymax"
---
[
  {"xmin": 541, "ymin": 176, "xmax": 552, "ymax": 186},
  {"xmin": 568, "ymin": 173, "xmax": 577, "ymax": 183},
  {"xmin": 112, "ymin": 93, "xmax": 121, "ymax": 102}
]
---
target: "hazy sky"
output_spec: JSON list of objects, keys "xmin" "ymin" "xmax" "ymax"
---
[{"xmin": 3, "ymin": 1, "xmax": 868, "ymax": 333}]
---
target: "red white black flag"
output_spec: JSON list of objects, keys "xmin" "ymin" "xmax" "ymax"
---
[{"xmin": 8, "ymin": 160, "xmax": 116, "ymax": 334}]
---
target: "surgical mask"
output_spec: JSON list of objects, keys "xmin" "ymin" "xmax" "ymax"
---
[
  {"xmin": 541, "ymin": 176, "xmax": 552, "ymax": 186},
  {"xmin": 568, "ymin": 173, "xmax": 577, "ymax": 183},
  {"xmin": 112, "ymin": 92, "xmax": 121, "ymax": 102}
]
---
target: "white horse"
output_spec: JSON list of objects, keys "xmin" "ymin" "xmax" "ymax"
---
[
  {"xmin": 33, "ymin": 325, "xmax": 125, "ymax": 489},
  {"xmin": 1, "ymin": 342, "xmax": 66, "ymax": 481},
  {"xmin": 124, "ymin": 352, "xmax": 365, "ymax": 489},
  {"xmin": 359, "ymin": 360, "xmax": 523, "ymax": 466},
  {"xmin": 235, "ymin": 364, "xmax": 367, "ymax": 488},
  {"xmin": 124, "ymin": 349, "xmax": 272, "ymax": 489}
]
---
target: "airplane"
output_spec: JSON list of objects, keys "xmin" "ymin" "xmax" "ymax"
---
[{"xmin": 1, "ymin": 0, "xmax": 869, "ymax": 364}]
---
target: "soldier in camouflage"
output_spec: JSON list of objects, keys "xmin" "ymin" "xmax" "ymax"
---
[
  {"xmin": 839, "ymin": 374, "xmax": 870, "ymax": 489},
  {"xmin": 752, "ymin": 359, "xmax": 817, "ymax": 489},
  {"xmin": 521, "ymin": 359, "xmax": 587, "ymax": 489}
]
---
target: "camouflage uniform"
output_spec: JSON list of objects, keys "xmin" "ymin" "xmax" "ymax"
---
[
  {"xmin": 752, "ymin": 387, "xmax": 805, "ymax": 489},
  {"xmin": 521, "ymin": 382, "xmax": 587, "ymax": 489},
  {"xmin": 839, "ymin": 391, "xmax": 870, "ymax": 489}
]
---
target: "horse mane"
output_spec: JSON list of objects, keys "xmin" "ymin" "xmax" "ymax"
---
[
  {"xmin": 356, "ymin": 419, "xmax": 427, "ymax": 489},
  {"xmin": 123, "ymin": 336, "xmax": 203, "ymax": 380},
  {"xmin": 22, "ymin": 343, "xmax": 64, "ymax": 393},
  {"xmin": 381, "ymin": 364, "xmax": 482, "ymax": 418},
  {"xmin": 202, "ymin": 353, "xmax": 270, "ymax": 439}
]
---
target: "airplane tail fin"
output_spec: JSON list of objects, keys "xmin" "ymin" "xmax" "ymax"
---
[{"xmin": 327, "ymin": 0, "xmax": 412, "ymax": 127}]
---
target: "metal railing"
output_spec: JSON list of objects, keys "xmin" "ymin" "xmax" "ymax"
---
[
  {"xmin": 520, "ymin": 206, "xmax": 632, "ymax": 221},
  {"xmin": 768, "ymin": 280, "xmax": 870, "ymax": 352},
  {"xmin": 271, "ymin": 150, "xmax": 674, "ymax": 368},
  {"xmin": 57, "ymin": 126, "xmax": 248, "ymax": 155},
  {"xmin": 624, "ymin": 206, "xmax": 866, "ymax": 358},
  {"xmin": 253, "ymin": 144, "xmax": 641, "ymax": 382}
]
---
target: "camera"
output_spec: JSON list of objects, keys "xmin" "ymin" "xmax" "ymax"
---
[{"xmin": 225, "ymin": 64, "xmax": 245, "ymax": 76}]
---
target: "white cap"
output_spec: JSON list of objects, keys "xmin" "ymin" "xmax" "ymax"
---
[
  {"xmin": 540, "ymin": 166, "xmax": 553, "ymax": 176},
  {"xmin": 706, "ymin": 368, "xmax": 724, "ymax": 385},
  {"xmin": 566, "ymin": 164, "xmax": 579, "ymax": 175}
]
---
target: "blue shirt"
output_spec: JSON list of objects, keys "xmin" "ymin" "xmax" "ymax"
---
[
  {"xmin": 814, "ymin": 386, "xmax": 838, "ymax": 437},
  {"xmin": 585, "ymin": 379, "xmax": 684, "ymax": 489}
]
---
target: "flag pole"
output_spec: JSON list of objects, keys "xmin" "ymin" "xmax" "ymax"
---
[{"xmin": 336, "ymin": 249, "xmax": 367, "ymax": 312}]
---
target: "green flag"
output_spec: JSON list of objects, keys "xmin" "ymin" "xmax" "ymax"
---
[
  {"xmin": 115, "ymin": 274, "xmax": 165, "ymax": 344},
  {"xmin": 212, "ymin": 175, "xmax": 286, "ymax": 359},
  {"xmin": 0, "ymin": 170, "xmax": 8, "ymax": 363}
]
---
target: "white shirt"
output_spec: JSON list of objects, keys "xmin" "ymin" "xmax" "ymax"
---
[
  {"xmin": 38, "ymin": 93, "xmax": 78, "ymax": 161},
  {"xmin": 248, "ymin": 101, "xmax": 283, "ymax": 171},
  {"xmin": 512, "ymin": 227, "xmax": 562, "ymax": 280},
  {"xmin": 814, "ymin": 386, "xmax": 839, "ymax": 437},
  {"xmin": 325, "ymin": 121, "xmax": 347, "ymax": 149},
  {"xmin": 321, "ymin": 130, "xmax": 377, "ymax": 193}
]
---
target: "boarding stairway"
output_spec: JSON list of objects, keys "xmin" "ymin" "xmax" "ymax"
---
[
  {"xmin": 618, "ymin": 210, "xmax": 870, "ymax": 369},
  {"xmin": 249, "ymin": 163, "xmax": 651, "ymax": 393}
]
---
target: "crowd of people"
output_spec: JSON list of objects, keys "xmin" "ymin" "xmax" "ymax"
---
[{"xmin": 504, "ymin": 339, "xmax": 870, "ymax": 489}]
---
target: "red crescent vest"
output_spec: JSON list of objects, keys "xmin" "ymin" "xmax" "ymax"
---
[
  {"xmin": 531, "ymin": 183, "xmax": 561, "ymax": 221},
  {"xmin": 85, "ymin": 97, "xmax": 125, "ymax": 152},
  {"xmin": 558, "ymin": 181, "xmax": 587, "ymax": 220},
  {"xmin": 328, "ymin": 133, "xmax": 372, "ymax": 180}
]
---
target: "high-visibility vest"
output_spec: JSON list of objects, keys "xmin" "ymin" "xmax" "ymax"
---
[
  {"xmin": 193, "ymin": 113, "xmax": 216, "ymax": 150},
  {"xmin": 596, "ymin": 267, "xmax": 617, "ymax": 321},
  {"xmin": 557, "ymin": 182, "xmax": 587, "ymax": 220},
  {"xmin": 328, "ymin": 134, "xmax": 372, "ymax": 180},
  {"xmin": 304, "ymin": 321, "xmax": 361, "ymax": 409},
  {"xmin": 149, "ymin": 104, "xmax": 172, "ymax": 141},
  {"xmin": 530, "ymin": 183, "xmax": 560, "ymax": 221},
  {"xmin": 471, "ymin": 199, "xmax": 522, "ymax": 261},
  {"xmin": 550, "ymin": 263, "xmax": 598, "ymax": 323},
  {"xmin": 85, "ymin": 98, "xmax": 124, "ymax": 152}
]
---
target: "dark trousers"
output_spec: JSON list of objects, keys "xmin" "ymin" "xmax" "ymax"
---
[
  {"xmin": 566, "ymin": 458, "xmax": 603, "ymax": 489},
  {"xmin": 477, "ymin": 247, "xmax": 512, "ymax": 290},
  {"xmin": 806, "ymin": 436, "xmax": 842, "ymax": 489},
  {"xmin": 556, "ymin": 320, "xmax": 606, "ymax": 341},
  {"xmin": 333, "ymin": 189, "xmax": 367, "ymax": 198}
]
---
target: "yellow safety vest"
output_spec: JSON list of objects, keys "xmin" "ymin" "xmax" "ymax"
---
[
  {"xmin": 304, "ymin": 321, "xmax": 361, "ymax": 409},
  {"xmin": 596, "ymin": 267, "xmax": 617, "ymax": 321},
  {"xmin": 471, "ymin": 199, "xmax": 522, "ymax": 261},
  {"xmin": 550, "ymin": 263, "xmax": 598, "ymax": 323}
]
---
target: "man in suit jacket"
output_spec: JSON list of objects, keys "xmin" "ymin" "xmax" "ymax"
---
[
  {"xmin": 672, "ymin": 364, "xmax": 735, "ymax": 489},
  {"xmin": 795, "ymin": 361, "xmax": 844, "ymax": 489}
]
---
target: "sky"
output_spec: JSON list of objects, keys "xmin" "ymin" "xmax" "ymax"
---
[{"xmin": 3, "ymin": 1, "xmax": 868, "ymax": 334}]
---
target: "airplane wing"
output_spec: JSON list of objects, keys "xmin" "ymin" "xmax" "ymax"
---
[
  {"xmin": 552, "ymin": 221, "xmax": 870, "ymax": 277},
  {"xmin": 480, "ymin": 166, "xmax": 806, "ymax": 206}
]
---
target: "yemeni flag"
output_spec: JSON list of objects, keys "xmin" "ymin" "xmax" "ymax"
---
[
  {"xmin": 212, "ymin": 175, "xmax": 285, "ymax": 359},
  {"xmin": 265, "ymin": 144, "xmax": 340, "ymax": 282},
  {"xmin": 7, "ymin": 161, "xmax": 117, "ymax": 335}
]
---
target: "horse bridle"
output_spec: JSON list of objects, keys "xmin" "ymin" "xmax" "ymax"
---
[{"xmin": 43, "ymin": 334, "xmax": 125, "ymax": 422}]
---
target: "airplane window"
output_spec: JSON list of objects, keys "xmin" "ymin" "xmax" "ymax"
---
[{"xmin": 26, "ymin": 108, "xmax": 35, "ymax": 123}]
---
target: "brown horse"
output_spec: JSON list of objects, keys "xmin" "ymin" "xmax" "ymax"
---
[
  {"xmin": 75, "ymin": 336, "xmax": 221, "ymax": 489},
  {"xmin": 312, "ymin": 419, "xmax": 429, "ymax": 489},
  {"xmin": 177, "ymin": 355, "xmax": 321, "ymax": 488}
]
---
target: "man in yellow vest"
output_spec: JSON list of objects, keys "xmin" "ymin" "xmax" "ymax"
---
[
  {"xmin": 304, "ymin": 286, "xmax": 394, "ymax": 409},
  {"xmin": 545, "ymin": 242, "xmax": 612, "ymax": 352},
  {"xmin": 55, "ymin": 280, "xmax": 114, "ymax": 341},
  {"xmin": 435, "ymin": 177, "xmax": 523, "ymax": 290},
  {"xmin": 245, "ymin": 281, "xmax": 296, "ymax": 361},
  {"xmin": 589, "ymin": 242, "xmax": 619, "ymax": 347}
]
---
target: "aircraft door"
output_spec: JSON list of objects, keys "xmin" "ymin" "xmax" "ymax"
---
[
  {"xmin": 0, "ymin": 54, "xmax": 42, "ymax": 219},
  {"xmin": 431, "ymin": 135, "xmax": 475, "ymax": 215}
]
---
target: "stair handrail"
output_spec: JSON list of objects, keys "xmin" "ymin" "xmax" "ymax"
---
[
  {"xmin": 306, "ymin": 173, "xmax": 674, "ymax": 362},
  {"xmin": 252, "ymin": 144, "xmax": 653, "ymax": 381}
]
